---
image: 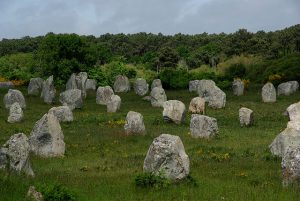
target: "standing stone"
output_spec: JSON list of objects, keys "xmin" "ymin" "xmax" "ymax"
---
[
  {"xmin": 7, "ymin": 102, "xmax": 23, "ymax": 123},
  {"xmin": 107, "ymin": 95, "xmax": 121, "ymax": 113},
  {"xmin": 208, "ymin": 86, "xmax": 226, "ymax": 109},
  {"xmin": 28, "ymin": 78, "xmax": 44, "ymax": 96},
  {"xmin": 289, "ymin": 81, "xmax": 299, "ymax": 92},
  {"xmin": 190, "ymin": 114, "xmax": 218, "ymax": 138},
  {"xmin": 66, "ymin": 73, "xmax": 77, "ymax": 90},
  {"xmin": 150, "ymin": 87, "xmax": 167, "ymax": 107},
  {"xmin": 113, "ymin": 75, "xmax": 130, "ymax": 93},
  {"xmin": 2, "ymin": 133, "xmax": 34, "ymax": 176},
  {"xmin": 96, "ymin": 86, "xmax": 114, "ymax": 105},
  {"xmin": 262, "ymin": 82, "xmax": 276, "ymax": 102},
  {"xmin": 59, "ymin": 89, "xmax": 83, "ymax": 110},
  {"xmin": 163, "ymin": 100, "xmax": 186, "ymax": 124},
  {"xmin": 29, "ymin": 113, "xmax": 65, "ymax": 157},
  {"xmin": 48, "ymin": 106, "xmax": 73, "ymax": 122},
  {"xmin": 151, "ymin": 79, "xmax": 162, "ymax": 90},
  {"xmin": 143, "ymin": 134, "xmax": 190, "ymax": 181},
  {"xmin": 3, "ymin": 89, "xmax": 26, "ymax": 109},
  {"xmin": 232, "ymin": 79, "xmax": 244, "ymax": 96},
  {"xmin": 41, "ymin": 75, "xmax": 56, "ymax": 104},
  {"xmin": 286, "ymin": 101, "xmax": 300, "ymax": 121},
  {"xmin": 124, "ymin": 111, "xmax": 146, "ymax": 135},
  {"xmin": 282, "ymin": 147, "xmax": 300, "ymax": 186},
  {"xmin": 197, "ymin": 79, "xmax": 216, "ymax": 101},
  {"xmin": 239, "ymin": 107, "xmax": 254, "ymax": 127},
  {"xmin": 76, "ymin": 72, "xmax": 88, "ymax": 98},
  {"xmin": 134, "ymin": 78, "xmax": 149, "ymax": 96},
  {"xmin": 86, "ymin": 79, "xmax": 97, "ymax": 91},
  {"xmin": 278, "ymin": 81, "xmax": 299, "ymax": 96},
  {"xmin": 189, "ymin": 97, "xmax": 205, "ymax": 114},
  {"xmin": 269, "ymin": 121, "xmax": 300, "ymax": 157},
  {"xmin": 189, "ymin": 80, "xmax": 200, "ymax": 92}
]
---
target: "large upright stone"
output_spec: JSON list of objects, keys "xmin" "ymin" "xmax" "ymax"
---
[
  {"xmin": 66, "ymin": 73, "xmax": 77, "ymax": 90},
  {"xmin": 150, "ymin": 87, "xmax": 167, "ymax": 107},
  {"xmin": 1, "ymin": 133, "xmax": 34, "ymax": 176},
  {"xmin": 282, "ymin": 147, "xmax": 300, "ymax": 186},
  {"xmin": 113, "ymin": 75, "xmax": 130, "ymax": 93},
  {"xmin": 286, "ymin": 101, "xmax": 300, "ymax": 121},
  {"xmin": 143, "ymin": 134, "xmax": 190, "ymax": 181},
  {"xmin": 28, "ymin": 78, "xmax": 44, "ymax": 96},
  {"xmin": 107, "ymin": 95, "xmax": 121, "ymax": 113},
  {"xmin": 48, "ymin": 106, "xmax": 73, "ymax": 122},
  {"xmin": 232, "ymin": 79, "xmax": 244, "ymax": 96},
  {"xmin": 134, "ymin": 78, "xmax": 149, "ymax": 96},
  {"xmin": 41, "ymin": 75, "xmax": 56, "ymax": 104},
  {"xmin": 163, "ymin": 100, "xmax": 186, "ymax": 124},
  {"xmin": 124, "ymin": 111, "xmax": 146, "ymax": 135},
  {"xmin": 151, "ymin": 79, "xmax": 162, "ymax": 90},
  {"xmin": 86, "ymin": 79, "xmax": 97, "ymax": 91},
  {"xmin": 7, "ymin": 102, "xmax": 23, "ymax": 123},
  {"xmin": 207, "ymin": 86, "xmax": 226, "ymax": 109},
  {"xmin": 189, "ymin": 80, "xmax": 200, "ymax": 92},
  {"xmin": 189, "ymin": 97, "xmax": 205, "ymax": 114},
  {"xmin": 59, "ymin": 89, "xmax": 83, "ymax": 110},
  {"xmin": 262, "ymin": 82, "xmax": 276, "ymax": 103},
  {"xmin": 190, "ymin": 114, "xmax": 218, "ymax": 138},
  {"xmin": 76, "ymin": 72, "xmax": 88, "ymax": 98},
  {"xmin": 197, "ymin": 79, "xmax": 216, "ymax": 101},
  {"xmin": 278, "ymin": 81, "xmax": 299, "ymax": 96},
  {"xmin": 3, "ymin": 89, "xmax": 26, "ymax": 109},
  {"xmin": 239, "ymin": 107, "xmax": 254, "ymax": 127},
  {"xmin": 29, "ymin": 113, "xmax": 65, "ymax": 157},
  {"xmin": 96, "ymin": 86, "xmax": 114, "ymax": 105}
]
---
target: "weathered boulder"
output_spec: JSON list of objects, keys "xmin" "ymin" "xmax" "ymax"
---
[
  {"xmin": 190, "ymin": 114, "xmax": 218, "ymax": 138},
  {"xmin": 113, "ymin": 75, "xmax": 130, "ymax": 92},
  {"xmin": 86, "ymin": 79, "xmax": 97, "ymax": 91},
  {"xmin": 1, "ymin": 133, "xmax": 34, "ymax": 176},
  {"xmin": 66, "ymin": 73, "xmax": 77, "ymax": 90},
  {"xmin": 150, "ymin": 87, "xmax": 167, "ymax": 107},
  {"xmin": 278, "ymin": 81, "xmax": 299, "ymax": 96},
  {"xmin": 7, "ymin": 102, "xmax": 23, "ymax": 123},
  {"xmin": 143, "ymin": 134, "xmax": 190, "ymax": 181},
  {"xmin": 48, "ymin": 106, "xmax": 73, "ymax": 122},
  {"xmin": 197, "ymin": 79, "xmax": 216, "ymax": 101},
  {"xmin": 0, "ymin": 148, "xmax": 8, "ymax": 169},
  {"xmin": 207, "ymin": 86, "xmax": 226, "ymax": 109},
  {"xmin": 239, "ymin": 107, "xmax": 254, "ymax": 127},
  {"xmin": 282, "ymin": 147, "xmax": 300, "ymax": 186},
  {"xmin": 41, "ymin": 75, "xmax": 56, "ymax": 104},
  {"xmin": 189, "ymin": 80, "xmax": 200, "ymax": 92},
  {"xmin": 286, "ymin": 101, "xmax": 300, "ymax": 121},
  {"xmin": 28, "ymin": 78, "xmax": 44, "ymax": 96},
  {"xmin": 124, "ymin": 111, "xmax": 146, "ymax": 135},
  {"xmin": 269, "ymin": 121, "xmax": 300, "ymax": 157},
  {"xmin": 262, "ymin": 82, "xmax": 276, "ymax": 102},
  {"xmin": 27, "ymin": 186, "xmax": 43, "ymax": 201},
  {"xmin": 232, "ymin": 79, "xmax": 244, "ymax": 96},
  {"xmin": 96, "ymin": 86, "xmax": 114, "ymax": 105},
  {"xmin": 29, "ymin": 113, "xmax": 65, "ymax": 157},
  {"xmin": 189, "ymin": 97, "xmax": 205, "ymax": 114},
  {"xmin": 163, "ymin": 100, "xmax": 186, "ymax": 124},
  {"xmin": 3, "ymin": 89, "xmax": 26, "ymax": 109},
  {"xmin": 107, "ymin": 95, "xmax": 121, "ymax": 113},
  {"xmin": 134, "ymin": 78, "xmax": 149, "ymax": 96},
  {"xmin": 0, "ymin": 82, "xmax": 14, "ymax": 88},
  {"xmin": 75, "ymin": 72, "xmax": 88, "ymax": 98},
  {"xmin": 151, "ymin": 79, "xmax": 162, "ymax": 90},
  {"xmin": 59, "ymin": 89, "xmax": 83, "ymax": 110}
]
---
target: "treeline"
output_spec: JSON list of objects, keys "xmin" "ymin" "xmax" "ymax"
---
[{"xmin": 0, "ymin": 24, "xmax": 299, "ymax": 88}]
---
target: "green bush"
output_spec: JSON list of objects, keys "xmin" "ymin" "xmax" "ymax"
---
[
  {"xmin": 224, "ymin": 63, "xmax": 246, "ymax": 79},
  {"xmin": 37, "ymin": 183, "xmax": 77, "ymax": 201},
  {"xmin": 159, "ymin": 69, "xmax": 189, "ymax": 89},
  {"xmin": 135, "ymin": 172, "xmax": 170, "ymax": 189}
]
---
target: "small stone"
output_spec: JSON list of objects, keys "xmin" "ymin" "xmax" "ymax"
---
[
  {"xmin": 163, "ymin": 100, "xmax": 186, "ymax": 124},
  {"xmin": 28, "ymin": 78, "xmax": 44, "ymax": 96},
  {"xmin": 134, "ymin": 78, "xmax": 149, "ymax": 96},
  {"xmin": 239, "ymin": 107, "xmax": 254, "ymax": 126},
  {"xmin": 207, "ymin": 86, "xmax": 226, "ymax": 109},
  {"xmin": 41, "ymin": 75, "xmax": 56, "ymax": 104},
  {"xmin": 262, "ymin": 82, "xmax": 276, "ymax": 103},
  {"xmin": 107, "ymin": 95, "xmax": 121, "ymax": 113},
  {"xmin": 151, "ymin": 79, "xmax": 162, "ymax": 90},
  {"xmin": 7, "ymin": 102, "xmax": 23, "ymax": 123},
  {"xmin": 75, "ymin": 72, "xmax": 88, "ymax": 98},
  {"xmin": 96, "ymin": 86, "xmax": 114, "ymax": 105},
  {"xmin": 190, "ymin": 114, "xmax": 218, "ymax": 138},
  {"xmin": 27, "ymin": 186, "xmax": 43, "ymax": 201},
  {"xmin": 232, "ymin": 79, "xmax": 244, "ymax": 96},
  {"xmin": 124, "ymin": 111, "xmax": 146, "ymax": 135},
  {"xmin": 278, "ymin": 81, "xmax": 299, "ymax": 96},
  {"xmin": 113, "ymin": 75, "xmax": 130, "ymax": 92},
  {"xmin": 3, "ymin": 89, "xmax": 26, "ymax": 109},
  {"xmin": 189, "ymin": 97, "xmax": 205, "ymax": 114},
  {"xmin": 66, "ymin": 73, "xmax": 77, "ymax": 90},
  {"xmin": 150, "ymin": 87, "xmax": 167, "ymax": 107},
  {"xmin": 282, "ymin": 147, "xmax": 300, "ymax": 186}
]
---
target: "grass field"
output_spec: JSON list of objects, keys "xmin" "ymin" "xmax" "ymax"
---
[{"xmin": 0, "ymin": 85, "xmax": 300, "ymax": 201}]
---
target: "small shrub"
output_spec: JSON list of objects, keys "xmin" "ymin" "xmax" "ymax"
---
[
  {"xmin": 225, "ymin": 63, "xmax": 246, "ymax": 79},
  {"xmin": 159, "ymin": 69, "xmax": 189, "ymax": 89},
  {"xmin": 37, "ymin": 183, "xmax": 77, "ymax": 201},
  {"xmin": 135, "ymin": 172, "xmax": 170, "ymax": 189}
]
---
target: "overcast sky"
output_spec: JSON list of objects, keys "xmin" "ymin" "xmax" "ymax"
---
[{"xmin": 0, "ymin": 0, "xmax": 299, "ymax": 39}]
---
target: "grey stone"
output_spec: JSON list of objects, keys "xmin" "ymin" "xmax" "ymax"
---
[
  {"xmin": 163, "ymin": 100, "xmax": 186, "ymax": 124},
  {"xmin": 59, "ymin": 89, "xmax": 83, "ymax": 110},
  {"xmin": 86, "ymin": 79, "xmax": 97, "ymax": 91},
  {"xmin": 190, "ymin": 114, "xmax": 218, "ymax": 138},
  {"xmin": 282, "ymin": 147, "xmax": 300, "ymax": 186},
  {"xmin": 286, "ymin": 101, "xmax": 300, "ymax": 122},
  {"xmin": 75, "ymin": 72, "xmax": 88, "ymax": 98},
  {"xmin": 262, "ymin": 82, "xmax": 276, "ymax": 102},
  {"xmin": 29, "ymin": 113, "xmax": 65, "ymax": 157},
  {"xmin": 0, "ymin": 82, "xmax": 14, "ymax": 88},
  {"xmin": 197, "ymin": 79, "xmax": 216, "ymax": 101},
  {"xmin": 124, "ymin": 111, "xmax": 146, "ymax": 135},
  {"xmin": 150, "ymin": 87, "xmax": 167, "ymax": 107},
  {"xmin": 3, "ymin": 89, "xmax": 26, "ymax": 109},
  {"xmin": 66, "ymin": 73, "xmax": 77, "ymax": 90},
  {"xmin": 107, "ymin": 95, "xmax": 121, "ymax": 113},
  {"xmin": 41, "ymin": 75, "xmax": 56, "ymax": 104},
  {"xmin": 96, "ymin": 86, "xmax": 114, "ymax": 105},
  {"xmin": 113, "ymin": 75, "xmax": 130, "ymax": 92},
  {"xmin": 239, "ymin": 107, "xmax": 254, "ymax": 127},
  {"xmin": 28, "ymin": 78, "xmax": 44, "ymax": 96},
  {"xmin": 0, "ymin": 148, "xmax": 8, "ymax": 170},
  {"xmin": 189, "ymin": 97, "xmax": 205, "ymax": 114},
  {"xmin": 7, "ymin": 102, "xmax": 23, "ymax": 123},
  {"xmin": 151, "ymin": 79, "xmax": 162, "ymax": 90},
  {"xmin": 134, "ymin": 78, "xmax": 149, "ymax": 96},
  {"xmin": 207, "ymin": 86, "xmax": 226, "ymax": 109},
  {"xmin": 189, "ymin": 80, "xmax": 200, "ymax": 92},
  {"xmin": 278, "ymin": 81, "xmax": 299, "ymax": 96},
  {"xmin": 143, "ymin": 134, "xmax": 190, "ymax": 181},
  {"xmin": 48, "ymin": 106, "xmax": 73, "ymax": 122},
  {"xmin": 232, "ymin": 79, "xmax": 244, "ymax": 96}
]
